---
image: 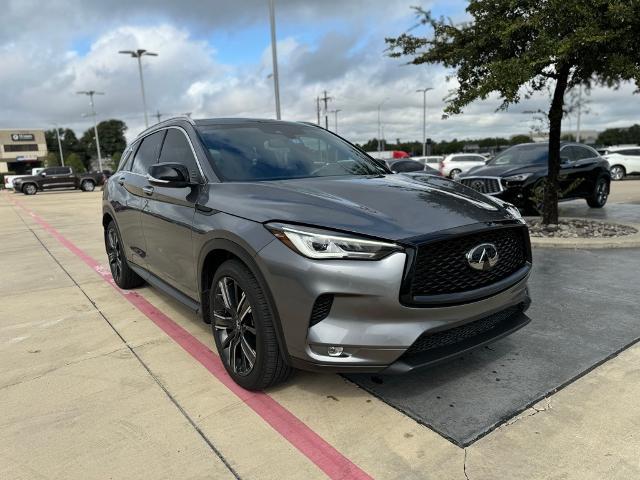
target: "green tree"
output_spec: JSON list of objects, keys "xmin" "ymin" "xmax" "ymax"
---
[
  {"xmin": 44, "ymin": 128, "xmax": 86, "ymax": 165},
  {"xmin": 80, "ymin": 119, "xmax": 127, "ymax": 170},
  {"xmin": 109, "ymin": 151, "xmax": 122, "ymax": 172},
  {"xmin": 510, "ymin": 135, "xmax": 533, "ymax": 145},
  {"xmin": 65, "ymin": 153, "xmax": 86, "ymax": 173},
  {"xmin": 386, "ymin": 1, "xmax": 640, "ymax": 223},
  {"xmin": 597, "ymin": 124, "xmax": 640, "ymax": 146},
  {"xmin": 45, "ymin": 152, "xmax": 61, "ymax": 167}
]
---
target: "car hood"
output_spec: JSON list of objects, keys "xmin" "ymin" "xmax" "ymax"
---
[
  {"xmin": 204, "ymin": 174, "xmax": 519, "ymax": 241},
  {"xmin": 461, "ymin": 164, "xmax": 546, "ymax": 178}
]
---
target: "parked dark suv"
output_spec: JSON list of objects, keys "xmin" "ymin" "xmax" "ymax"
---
[
  {"xmin": 103, "ymin": 117, "xmax": 532, "ymax": 390},
  {"xmin": 458, "ymin": 142, "xmax": 611, "ymax": 214},
  {"xmin": 13, "ymin": 166, "xmax": 103, "ymax": 195}
]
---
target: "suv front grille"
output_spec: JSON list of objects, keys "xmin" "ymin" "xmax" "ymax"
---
[
  {"xmin": 410, "ymin": 227, "xmax": 527, "ymax": 298},
  {"xmin": 404, "ymin": 305, "xmax": 521, "ymax": 357},
  {"xmin": 459, "ymin": 177, "xmax": 502, "ymax": 194}
]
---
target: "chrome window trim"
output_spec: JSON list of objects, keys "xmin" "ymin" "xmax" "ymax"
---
[{"xmin": 128, "ymin": 125, "xmax": 207, "ymax": 184}]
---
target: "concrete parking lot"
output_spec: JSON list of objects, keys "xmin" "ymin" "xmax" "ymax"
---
[{"xmin": 1, "ymin": 183, "xmax": 639, "ymax": 479}]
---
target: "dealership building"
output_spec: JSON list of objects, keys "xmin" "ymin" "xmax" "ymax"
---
[{"xmin": 0, "ymin": 129, "xmax": 48, "ymax": 174}]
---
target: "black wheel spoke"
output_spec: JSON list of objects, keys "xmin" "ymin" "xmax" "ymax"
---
[{"xmin": 240, "ymin": 336, "xmax": 256, "ymax": 368}]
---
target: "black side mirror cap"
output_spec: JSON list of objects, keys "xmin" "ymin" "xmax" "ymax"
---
[{"xmin": 148, "ymin": 163, "xmax": 191, "ymax": 188}]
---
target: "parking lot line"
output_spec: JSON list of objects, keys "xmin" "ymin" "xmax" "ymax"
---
[{"xmin": 6, "ymin": 194, "xmax": 373, "ymax": 480}]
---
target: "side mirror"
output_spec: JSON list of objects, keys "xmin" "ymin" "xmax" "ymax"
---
[
  {"xmin": 40, "ymin": 172, "xmax": 47, "ymax": 177},
  {"xmin": 148, "ymin": 163, "xmax": 191, "ymax": 188}
]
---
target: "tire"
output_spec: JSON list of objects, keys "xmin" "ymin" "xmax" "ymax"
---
[
  {"xmin": 449, "ymin": 169, "xmax": 462, "ymax": 179},
  {"xmin": 22, "ymin": 183, "xmax": 37, "ymax": 195},
  {"xmin": 609, "ymin": 165, "xmax": 625, "ymax": 181},
  {"xmin": 81, "ymin": 179, "xmax": 95, "ymax": 192},
  {"xmin": 586, "ymin": 177, "xmax": 609, "ymax": 208},
  {"xmin": 210, "ymin": 260, "xmax": 293, "ymax": 390},
  {"xmin": 104, "ymin": 221, "xmax": 144, "ymax": 289}
]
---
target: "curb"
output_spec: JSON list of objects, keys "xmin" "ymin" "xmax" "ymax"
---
[{"xmin": 527, "ymin": 217, "xmax": 640, "ymax": 249}]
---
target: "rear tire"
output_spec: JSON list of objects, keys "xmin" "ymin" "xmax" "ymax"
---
[
  {"xmin": 449, "ymin": 168, "xmax": 462, "ymax": 179},
  {"xmin": 81, "ymin": 180, "xmax": 95, "ymax": 192},
  {"xmin": 210, "ymin": 260, "xmax": 293, "ymax": 390},
  {"xmin": 22, "ymin": 183, "xmax": 37, "ymax": 195},
  {"xmin": 105, "ymin": 221, "xmax": 144, "ymax": 289},
  {"xmin": 587, "ymin": 177, "xmax": 609, "ymax": 208}
]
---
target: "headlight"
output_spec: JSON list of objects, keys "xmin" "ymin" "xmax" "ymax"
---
[
  {"xmin": 266, "ymin": 223, "xmax": 402, "ymax": 260},
  {"xmin": 503, "ymin": 173, "xmax": 532, "ymax": 182}
]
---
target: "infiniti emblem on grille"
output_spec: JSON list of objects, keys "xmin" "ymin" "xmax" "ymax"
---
[
  {"xmin": 466, "ymin": 243, "xmax": 499, "ymax": 271},
  {"xmin": 471, "ymin": 180, "xmax": 484, "ymax": 190}
]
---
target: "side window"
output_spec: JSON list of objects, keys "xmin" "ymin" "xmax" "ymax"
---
[
  {"xmin": 59, "ymin": 167, "xmax": 72, "ymax": 175},
  {"xmin": 118, "ymin": 147, "xmax": 134, "ymax": 172},
  {"xmin": 130, "ymin": 131, "xmax": 165, "ymax": 175},
  {"xmin": 573, "ymin": 146, "xmax": 593, "ymax": 160},
  {"xmin": 158, "ymin": 129, "xmax": 201, "ymax": 182},
  {"xmin": 561, "ymin": 146, "xmax": 577, "ymax": 162},
  {"xmin": 42, "ymin": 168, "xmax": 55, "ymax": 175}
]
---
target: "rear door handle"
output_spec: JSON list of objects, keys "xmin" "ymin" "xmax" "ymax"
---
[
  {"xmin": 117, "ymin": 176, "xmax": 125, "ymax": 186},
  {"xmin": 142, "ymin": 186, "xmax": 154, "ymax": 196}
]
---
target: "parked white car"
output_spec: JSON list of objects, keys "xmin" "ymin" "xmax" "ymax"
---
[
  {"xmin": 440, "ymin": 153, "xmax": 487, "ymax": 178},
  {"xmin": 598, "ymin": 146, "xmax": 640, "ymax": 180}
]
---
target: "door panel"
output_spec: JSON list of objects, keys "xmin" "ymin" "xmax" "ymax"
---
[{"xmin": 141, "ymin": 127, "xmax": 201, "ymax": 299}]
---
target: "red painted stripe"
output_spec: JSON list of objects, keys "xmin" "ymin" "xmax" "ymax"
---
[{"xmin": 7, "ymin": 195, "xmax": 372, "ymax": 480}]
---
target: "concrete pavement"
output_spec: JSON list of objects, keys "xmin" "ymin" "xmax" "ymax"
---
[{"xmin": 1, "ymin": 189, "xmax": 639, "ymax": 479}]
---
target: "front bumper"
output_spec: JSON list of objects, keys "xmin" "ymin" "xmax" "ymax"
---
[{"xmin": 255, "ymin": 237, "xmax": 531, "ymax": 373}]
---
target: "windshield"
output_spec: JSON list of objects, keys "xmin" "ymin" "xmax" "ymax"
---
[
  {"xmin": 198, "ymin": 123, "xmax": 389, "ymax": 181},
  {"xmin": 488, "ymin": 144, "xmax": 548, "ymax": 166}
]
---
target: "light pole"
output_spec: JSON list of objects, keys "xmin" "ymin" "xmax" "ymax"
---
[
  {"xmin": 77, "ymin": 90, "xmax": 104, "ymax": 171},
  {"xmin": 268, "ymin": 0, "xmax": 281, "ymax": 119},
  {"xmin": 377, "ymin": 98, "xmax": 389, "ymax": 153},
  {"xmin": 119, "ymin": 49, "xmax": 158, "ymax": 128},
  {"xmin": 416, "ymin": 87, "xmax": 433, "ymax": 156},
  {"xmin": 330, "ymin": 109, "xmax": 341, "ymax": 133},
  {"xmin": 53, "ymin": 124, "xmax": 65, "ymax": 166}
]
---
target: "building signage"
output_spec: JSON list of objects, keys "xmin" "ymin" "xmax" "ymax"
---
[
  {"xmin": 11, "ymin": 133, "xmax": 35, "ymax": 141},
  {"xmin": 15, "ymin": 155, "xmax": 38, "ymax": 162}
]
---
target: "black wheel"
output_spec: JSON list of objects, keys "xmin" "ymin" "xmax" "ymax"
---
[
  {"xmin": 81, "ymin": 180, "xmax": 95, "ymax": 192},
  {"xmin": 23, "ymin": 183, "xmax": 37, "ymax": 195},
  {"xmin": 609, "ymin": 165, "xmax": 625, "ymax": 181},
  {"xmin": 105, "ymin": 221, "xmax": 144, "ymax": 289},
  {"xmin": 587, "ymin": 177, "xmax": 609, "ymax": 208},
  {"xmin": 449, "ymin": 168, "xmax": 462, "ymax": 179},
  {"xmin": 210, "ymin": 260, "xmax": 292, "ymax": 390}
]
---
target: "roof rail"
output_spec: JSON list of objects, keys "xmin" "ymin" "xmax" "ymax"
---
[{"xmin": 137, "ymin": 115, "xmax": 196, "ymax": 137}]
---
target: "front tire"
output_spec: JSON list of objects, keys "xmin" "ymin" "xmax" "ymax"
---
[
  {"xmin": 449, "ymin": 168, "xmax": 462, "ymax": 179},
  {"xmin": 609, "ymin": 165, "xmax": 625, "ymax": 181},
  {"xmin": 210, "ymin": 260, "xmax": 292, "ymax": 390},
  {"xmin": 22, "ymin": 183, "xmax": 37, "ymax": 195},
  {"xmin": 105, "ymin": 221, "xmax": 144, "ymax": 289},
  {"xmin": 586, "ymin": 177, "xmax": 609, "ymax": 208}
]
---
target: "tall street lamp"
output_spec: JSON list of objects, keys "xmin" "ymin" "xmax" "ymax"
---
[
  {"xmin": 416, "ymin": 87, "xmax": 433, "ymax": 156},
  {"xmin": 268, "ymin": 0, "xmax": 281, "ymax": 119},
  {"xmin": 53, "ymin": 124, "xmax": 65, "ymax": 166},
  {"xmin": 119, "ymin": 49, "xmax": 158, "ymax": 128},
  {"xmin": 77, "ymin": 90, "xmax": 104, "ymax": 171},
  {"xmin": 330, "ymin": 109, "xmax": 341, "ymax": 133},
  {"xmin": 377, "ymin": 98, "xmax": 389, "ymax": 153}
]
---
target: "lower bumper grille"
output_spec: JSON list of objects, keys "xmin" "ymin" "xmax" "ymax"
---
[
  {"xmin": 404, "ymin": 305, "xmax": 521, "ymax": 357},
  {"xmin": 309, "ymin": 294, "xmax": 333, "ymax": 326}
]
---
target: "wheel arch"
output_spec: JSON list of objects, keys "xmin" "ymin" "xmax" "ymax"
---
[{"xmin": 198, "ymin": 238, "xmax": 291, "ymax": 363}]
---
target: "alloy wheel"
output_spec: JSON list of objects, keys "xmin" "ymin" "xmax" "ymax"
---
[
  {"xmin": 106, "ymin": 227, "xmax": 123, "ymax": 282},
  {"xmin": 610, "ymin": 166, "xmax": 624, "ymax": 181},
  {"xmin": 596, "ymin": 180, "xmax": 608, "ymax": 205},
  {"xmin": 24, "ymin": 184, "xmax": 36, "ymax": 195},
  {"xmin": 213, "ymin": 277, "xmax": 257, "ymax": 376}
]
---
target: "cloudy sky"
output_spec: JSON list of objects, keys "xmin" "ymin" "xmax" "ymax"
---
[{"xmin": 1, "ymin": 0, "xmax": 638, "ymax": 144}]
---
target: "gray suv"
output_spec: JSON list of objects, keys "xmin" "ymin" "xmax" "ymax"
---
[{"xmin": 103, "ymin": 117, "xmax": 532, "ymax": 390}]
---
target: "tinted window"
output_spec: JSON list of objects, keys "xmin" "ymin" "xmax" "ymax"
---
[
  {"xmin": 198, "ymin": 123, "xmax": 387, "ymax": 181},
  {"xmin": 158, "ymin": 129, "xmax": 201, "ymax": 182},
  {"xmin": 489, "ymin": 144, "xmax": 548, "ymax": 166},
  {"xmin": 391, "ymin": 160, "xmax": 424, "ymax": 172},
  {"xmin": 56, "ymin": 167, "xmax": 72, "ymax": 175},
  {"xmin": 41, "ymin": 168, "xmax": 55, "ymax": 175},
  {"xmin": 617, "ymin": 148, "xmax": 640, "ymax": 156},
  {"xmin": 131, "ymin": 131, "xmax": 165, "ymax": 175},
  {"xmin": 117, "ymin": 147, "xmax": 134, "ymax": 172}
]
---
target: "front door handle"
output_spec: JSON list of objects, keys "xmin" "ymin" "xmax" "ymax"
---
[
  {"xmin": 117, "ymin": 176, "xmax": 125, "ymax": 186},
  {"xmin": 142, "ymin": 186, "xmax": 154, "ymax": 196}
]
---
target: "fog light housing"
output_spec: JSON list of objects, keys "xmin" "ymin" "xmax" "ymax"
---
[{"xmin": 327, "ymin": 346, "xmax": 344, "ymax": 357}]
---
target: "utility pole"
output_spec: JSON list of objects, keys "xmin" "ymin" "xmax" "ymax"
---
[
  {"xmin": 330, "ymin": 109, "xmax": 341, "ymax": 133},
  {"xmin": 576, "ymin": 84, "xmax": 583, "ymax": 143},
  {"xmin": 316, "ymin": 97, "xmax": 321, "ymax": 125},
  {"xmin": 154, "ymin": 110, "xmax": 163, "ymax": 123},
  {"xmin": 377, "ymin": 98, "xmax": 389, "ymax": 153},
  {"xmin": 321, "ymin": 90, "xmax": 332, "ymax": 129},
  {"xmin": 268, "ymin": 0, "xmax": 281, "ymax": 119},
  {"xmin": 53, "ymin": 124, "xmax": 65, "ymax": 166},
  {"xmin": 416, "ymin": 87, "xmax": 433, "ymax": 156},
  {"xmin": 77, "ymin": 90, "xmax": 104, "ymax": 171},
  {"xmin": 119, "ymin": 49, "xmax": 158, "ymax": 128}
]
